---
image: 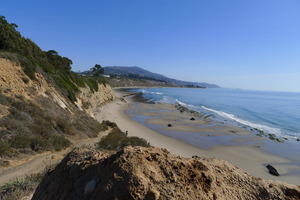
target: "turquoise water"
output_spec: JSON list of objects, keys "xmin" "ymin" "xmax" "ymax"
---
[{"xmin": 132, "ymin": 88, "xmax": 300, "ymax": 141}]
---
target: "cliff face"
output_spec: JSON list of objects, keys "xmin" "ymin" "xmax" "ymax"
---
[
  {"xmin": 0, "ymin": 58, "xmax": 115, "ymax": 157},
  {"xmin": 32, "ymin": 146, "xmax": 300, "ymax": 200},
  {"xmin": 75, "ymin": 83, "xmax": 115, "ymax": 118},
  {"xmin": 0, "ymin": 58, "xmax": 73, "ymax": 111},
  {"xmin": 0, "ymin": 58, "xmax": 115, "ymax": 116}
]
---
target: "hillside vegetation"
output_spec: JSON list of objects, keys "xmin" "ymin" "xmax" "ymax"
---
[
  {"xmin": 0, "ymin": 16, "xmax": 114, "ymax": 158},
  {"xmin": 0, "ymin": 16, "xmax": 104, "ymax": 103}
]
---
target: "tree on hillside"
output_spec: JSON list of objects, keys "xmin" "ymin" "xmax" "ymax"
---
[
  {"xmin": 46, "ymin": 50, "xmax": 72, "ymax": 70},
  {"xmin": 47, "ymin": 50, "xmax": 58, "ymax": 56},
  {"xmin": 91, "ymin": 64, "xmax": 104, "ymax": 76}
]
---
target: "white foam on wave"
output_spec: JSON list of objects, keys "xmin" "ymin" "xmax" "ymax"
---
[
  {"xmin": 176, "ymin": 99, "xmax": 202, "ymax": 111},
  {"xmin": 139, "ymin": 89, "xmax": 163, "ymax": 95},
  {"xmin": 139, "ymin": 89, "xmax": 146, "ymax": 93},
  {"xmin": 201, "ymin": 106, "xmax": 282, "ymax": 135},
  {"xmin": 176, "ymin": 99, "xmax": 190, "ymax": 107},
  {"xmin": 150, "ymin": 92, "xmax": 163, "ymax": 95},
  {"xmin": 176, "ymin": 98, "xmax": 283, "ymax": 136},
  {"xmin": 172, "ymin": 98, "xmax": 297, "ymax": 139}
]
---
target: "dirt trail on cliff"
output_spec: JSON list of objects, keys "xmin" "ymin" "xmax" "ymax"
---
[{"xmin": 0, "ymin": 130, "xmax": 110, "ymax": 186}]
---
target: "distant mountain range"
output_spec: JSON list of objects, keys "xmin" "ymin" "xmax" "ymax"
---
[{"xmin": 103, "ymin": 66, "xmax": 220, "ymax": 88}]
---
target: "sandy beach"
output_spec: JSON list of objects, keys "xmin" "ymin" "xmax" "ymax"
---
[{"xmin": 94, "ymin": 89, "xmax": 300, "ymax": 185}]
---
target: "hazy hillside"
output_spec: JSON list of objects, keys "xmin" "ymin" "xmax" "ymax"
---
[{"xmin": 104, "ymin": 66, "xmax": 220, "ymax": 88}]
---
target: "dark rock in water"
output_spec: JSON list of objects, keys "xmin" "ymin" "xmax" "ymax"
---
[
  {"xmin": 190, "ymin": 117, "xmax": 195, "ymax": 121},
  {"xmin": 266, "ymin": 164, "xmax": 279, "ymax": 176},
  {"xmin": 297, "ymin": 138, "xmax": 300, "ymax": 142},
  {"xmin": 167, "ymin": 124, "xmax": 172, "ymax": 127}
]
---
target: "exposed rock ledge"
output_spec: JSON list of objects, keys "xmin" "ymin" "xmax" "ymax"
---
[
  {"xmin": 32, "ymin": 146, "xmax": 300, "ymax": 200},
  {"xmin": 75, "ymin": 84, "xmax": 115, "ymax": 118}
]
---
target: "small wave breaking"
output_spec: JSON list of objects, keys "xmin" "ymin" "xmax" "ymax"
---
[
  {"xmin": 176, "ymin": 99, "xmax": 283, "ymax": 136},
  {"xmin": 176, "ymin": 99, "xmax": 188, "ymax": 106},
  {"xmin": 139, "ymin": 89, "xmax": 163, "ymax": 95},
  {"xmin": 201, "ymin": 106, "xmax": 282, "ymax": 135}
]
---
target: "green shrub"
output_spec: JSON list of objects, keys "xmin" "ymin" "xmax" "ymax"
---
[
  {"xmin": 0, "ymin": 141, "xmax": 12, "ymax": 156},
  {"xmin": 72, "ymin": 111, "xmax": 107, "ymax": 138},
  {"xmin": 9, "ymin": 134, "xmax": 32, "ymax": 149},
  {"xmin": 2, "ymin": 118, "xmax": 31, "ymax": 135},
  {"xmin": 97, "ymin": 127, "xmax": 150, "ymax": 150},
  {"xmin": 28, "ymin": 135, "xmax": 49, "ymax": 152},
  {"xmin": 49, "ymin": 135, "xmax": 71, "ymax": 151},
  {"xmin": 85, "ymin": 78, "xmax": 99, "ymax": 93},
  {"xmin": 55, "ymin": 118, "xmax": 70, "ymax": 133},
  {"xmin": 101, "ymin": 120, "xmax": 117, "ymax": 128},
  {"xmin": 64, "ymin": 126, "xmax": 80, "ymax": 136}
]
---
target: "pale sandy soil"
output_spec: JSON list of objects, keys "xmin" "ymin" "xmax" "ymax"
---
[
  {"xmin": 94, "ymin": 89, "xmax": 300, "ymax": 185},
  {"xmin": 0, "ymin": 130, "xmax": 110, "ymax": 187}
]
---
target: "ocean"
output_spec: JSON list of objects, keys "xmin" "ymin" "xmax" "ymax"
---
[{"xmin": 131, "ymin": 88, "xmax": 300, "ymax": 141}]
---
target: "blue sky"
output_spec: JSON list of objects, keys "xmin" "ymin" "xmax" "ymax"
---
[{"xmin": 1, "ymin": 0, "xmax": 300, "ymax": 92}]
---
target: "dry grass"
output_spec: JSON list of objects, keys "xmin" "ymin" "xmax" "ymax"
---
[
  {"xmin": 0, "ymin": 171, "xmax": 45, "ymax": 200},
  {"xmin": 0, "ymin": 92, "xmax": 120, "ymax": 157}
]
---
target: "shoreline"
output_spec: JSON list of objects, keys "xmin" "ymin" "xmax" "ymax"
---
[{"xmin": 94, "ymin": 88, "xmax": 300, "ymax": 185}]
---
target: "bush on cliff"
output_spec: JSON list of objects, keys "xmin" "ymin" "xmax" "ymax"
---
[{"xmin": 97, "ymin": 127, "xmax": 150, "ymax": 150}]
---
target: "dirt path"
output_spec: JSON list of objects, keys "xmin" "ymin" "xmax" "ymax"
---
[
  {"xmin": 0, "ymin": 130, "xmax": 110, "ymax": 187},
  {"xmin": 0, "ymin": 89, "xmax": 131, "ymax": 187}
]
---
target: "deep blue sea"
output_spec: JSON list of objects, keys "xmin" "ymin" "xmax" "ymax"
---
[{"xmin": 132, "ymin": 88, "xmax": 300, "ymax": 141}]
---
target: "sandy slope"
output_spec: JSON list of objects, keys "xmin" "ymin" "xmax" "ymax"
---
[{"xmin": 94, "ymin": 89, "xmax": 300, "ymax": 185}]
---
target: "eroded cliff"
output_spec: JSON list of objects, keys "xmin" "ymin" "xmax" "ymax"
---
[{"xmin": 0, "ymin": 58, "xmax": 115, "ymax": 158}]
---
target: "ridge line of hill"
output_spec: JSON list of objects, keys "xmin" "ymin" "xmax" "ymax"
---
[{"xmin": 80, "ymin": 66, "xmax": 220, "ymax": 88}]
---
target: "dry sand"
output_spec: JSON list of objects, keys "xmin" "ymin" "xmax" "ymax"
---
[{"xmin": 94, "ymin": 89, "xmax": 300, "ymax": 185}]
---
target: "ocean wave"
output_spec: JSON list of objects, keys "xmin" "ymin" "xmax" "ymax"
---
[
  {"xmin": 176, "ymin": 99, "xmax": 206, "ymax": 112},
  {"xmin": 151, "ymin": 92, "xmax": 163, "ymax": 95},
  {"xmin": 176, "ymin": 99, "xmax": 188, "ymax": 106},
  {"xmin": 139, "ymin": 89, "xmax": 163, "ymax": 95},
  {"xmin": 173, "ymin": 99, "xmax": 299, "ymax": 139},
  {"xmin": 201, "ymin": 106, "xmax": 282, "ymax": 135}
]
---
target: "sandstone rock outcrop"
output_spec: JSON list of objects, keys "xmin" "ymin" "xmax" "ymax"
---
[
  {"xmin": 32, "ymin": 146, "xmax": 300, "ymax": 200},
  {"xmin": 75, "ymin": 84, "xmax": 115, "ymax": 118}
]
